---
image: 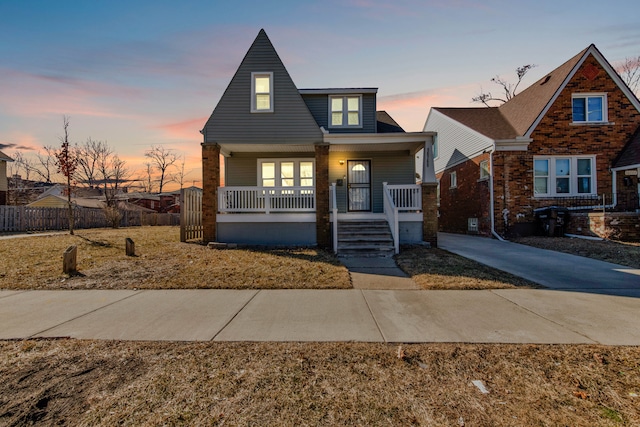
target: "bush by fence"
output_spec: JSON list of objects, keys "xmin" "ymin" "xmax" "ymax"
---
[{"xmin": 0, "ymin": 206, "xmax": 179, "ymax": 233}]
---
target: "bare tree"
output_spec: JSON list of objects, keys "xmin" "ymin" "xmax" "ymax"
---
[
  {"xmin": 137, "ymin": 162, "xmax": 155, "ymax": 193},
  {"xmin": 32, "ymin": 146, "xmax": 59, "ymax": 183},
  {"xmin": 75, "ymin": 138, "xmax": 111, "ymax": 188},
  {"xmin": 97, "ymin": 149, "xmax": 130, "ymax": 227},
  {"xmin": 54, "ymin": 116, "xmax": 79, "ymax": 235},
  {"xmin": 472, "ymin": 64, "xmax": 536, "ymax": 107},
  {"xmin": 170, "ymin": 155, "xmax": 187, "ymax": 190},
  {"xmin": 618, "ymin": 56, "xmax": 640, "ymax": 95},
  {"xmin": 144, "ymin": 145, "xmax": 178, "ymax": 193}
]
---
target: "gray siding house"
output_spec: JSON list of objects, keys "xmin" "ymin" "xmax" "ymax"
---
[
  {"xmin": 201, "ymin": 30, "xmax": 438, "ymax": 253},
  {"xmin": 0, "ymin": 150, "xmax": 13, "ymax": 205}
]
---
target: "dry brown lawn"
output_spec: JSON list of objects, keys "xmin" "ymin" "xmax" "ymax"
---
[
  {"xmin": 1, "ymin": 340, "xmax": 638, "ymax": 426},
  {"xmin": 0, "ymin": 226, "xmax": 350, "ymax": 290},
  {"xmin": 396, "ymin": 246, "xmax": 540, "ymax": 290},
  {"xmin": 512, "ymin": 236, "xmax": 640, "ymax": 269}
]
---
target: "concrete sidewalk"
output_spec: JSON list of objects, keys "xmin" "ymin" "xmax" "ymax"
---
[
  {"xmin": 439, "ymin": 233, "xmax": 640, "ymax": 297},
  {"xmin": 2, "ymin": 288, "xmax": 640, "ymax": 345}
]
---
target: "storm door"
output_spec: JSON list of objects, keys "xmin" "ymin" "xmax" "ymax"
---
[{"xmin": 347, "ymin": 160, "xmax": 371, "ymax": 212}]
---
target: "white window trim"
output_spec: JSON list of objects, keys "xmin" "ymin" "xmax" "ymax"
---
[
  {"xmin": 533, "ymin": 155, "xmax": 597, "ymax": 197},
  {"xmin": 450, "ymin": 171, "xmax": 457, "ymax": 189},
  {"xmin": 251, "ymin": 72, "xmax": 274, "ymax": 113},
  {"xmin": 258, "ymin": 158, "xmax": 316, "ymax": 187},
  {"xmin": 571, "ymin": 93, "xmax": 607, "ymax": 124},
  {"xmin": 328, "ymin": 95, "xmax": 363, "ymax": 128}
]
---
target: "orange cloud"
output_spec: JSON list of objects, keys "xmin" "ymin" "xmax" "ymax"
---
[
  {"xmin": 378, "ymin": 86, "xmax": 472, "ymax": 131},
  {"xmin": 156, "ymin": 116, "xmax": 209, "ymax": 141}
]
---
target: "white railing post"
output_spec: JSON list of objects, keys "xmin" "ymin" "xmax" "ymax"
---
[{"xmin": 383, "ymin": 183, "xmax": 400, "ymax": 254}]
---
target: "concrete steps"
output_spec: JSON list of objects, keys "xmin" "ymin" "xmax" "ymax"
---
[{"xmin": 337, "ymin": 220, "xmax": 395, "ymax": 257}]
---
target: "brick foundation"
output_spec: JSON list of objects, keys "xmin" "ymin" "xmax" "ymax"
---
[{"xmin": 567, "ymin": 212, "xmax": 640, "ymax": 242}]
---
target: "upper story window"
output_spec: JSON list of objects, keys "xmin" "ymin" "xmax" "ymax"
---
[
  {"xmin": 534, "ymin": 156, "xmax": 596, "ymax": 197},
  {"xmin": 450, "ymin": 171, "xmax": 457, "ymax": 188},
  {"xmin": 479, "ymin": 160, "xmax": 490, "ymax": 180},
  {"xmin": 572, "ymin": 93, "xmax": 606, "ymax": 123},
  {"xmin": 329, "ymin": 95, "xmax": 361, "ymax": 128},
  {"xmin": 251, "ymin": 72, "xmax": 273, "ymax": 113}
]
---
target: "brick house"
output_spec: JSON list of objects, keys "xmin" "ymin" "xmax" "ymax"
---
[
  {"xmin": 201, "ymin": 29, "xmax": 438, "ymax": 254},
  {"xmin": 424, "ymin": 44, "xmax": 640, "ymax": 238}
]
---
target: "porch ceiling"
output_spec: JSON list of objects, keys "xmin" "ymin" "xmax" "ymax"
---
[{"xmin": 220, "ymin": 144, "xmax": 316, "ymax": 155}]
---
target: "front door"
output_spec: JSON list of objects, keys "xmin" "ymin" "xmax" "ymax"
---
[{"xmin": 347, "ymin": 160, "xmax": 371, "ymax": 211}]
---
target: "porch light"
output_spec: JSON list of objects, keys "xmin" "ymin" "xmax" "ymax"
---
[{"xmin": 339, "ymin": 159, "xmax": 345, "ymax": 165}]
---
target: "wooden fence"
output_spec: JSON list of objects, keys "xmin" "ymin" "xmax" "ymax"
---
[
  {"xmin": 180, "ymin": 187, "xmax": 203, "ymax": 242},
  {"xmin": 0, "ymin": 205, "xmax": 179, "ymax": 233}
]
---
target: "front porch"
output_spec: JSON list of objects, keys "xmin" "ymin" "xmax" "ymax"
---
[{"xmin": 216, "ymin": 183, "xmax": 425, "ymax": 253}]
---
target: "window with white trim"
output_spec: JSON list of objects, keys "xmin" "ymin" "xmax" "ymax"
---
[
  {"xmin": 534, "ymin": 156, "xmax": 596, "ymax": 196},
  {"xmin": 258, "ymin": 159, "xmax": 315, "ymax": 189},
  {"xmin": 251, "ymin": 72, "xmax": 273, "ymax": 113},
  {"xmin": 450, "ymin": 171, "xmax": 457, "ymax": 188},
  {"xmin": 329, "ymin": 95, "xmax": 361, "ymax": 127},
  {"xmin": 572, "ymin": 93, "xmax": 606, "ymax": 123},
  {"xmin": 479, "ymin": 160, "xmax": 490, "ymax": 180}
]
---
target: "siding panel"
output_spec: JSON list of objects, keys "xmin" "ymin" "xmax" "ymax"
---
[{"xmin": 424, "ymin": 110, "xmax": 493, "ymax": 173}]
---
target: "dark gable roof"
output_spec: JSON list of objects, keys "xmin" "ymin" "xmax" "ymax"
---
[
  {"xmin": 497, "ymin": 46, "xmax": 589, "ymax": 136},
  {"xmin": 435, "ymin": 46, "xmax": 590, "ymax": 140},
  {"xmin": 433, "ymin": 107, "xmax": 518, "ymax": 140},
  {"xmin": 376, "ymin": 111, "xmax": 404, "ymax": 133},
  {"xmin": 614, "ymin": 126, "xmax": 640, "ymax": 169}
]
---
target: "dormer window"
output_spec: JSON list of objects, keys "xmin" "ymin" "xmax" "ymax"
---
[
  {"xmin": 330, "ymin": 95, "xmax": 361, "ymax": 128},
  {"xmin": 252, "ymin": 72, "xmax": 273, "ymax": 113},
  {"xmin": 572, "ymin": 93, "xmax": 606, "ymax": 123}
]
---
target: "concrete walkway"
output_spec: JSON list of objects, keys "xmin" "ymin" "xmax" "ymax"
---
[
  {"xmin": 340, "ymin": 257, "xmax": 419, "ymax": 289},
  {"xmin": 2, "ymin": 288, "xmax": 640, "ymax": 344},
  {"xmin": 439, "ymin": 233, "xmax": 640, "ymax": 297}
]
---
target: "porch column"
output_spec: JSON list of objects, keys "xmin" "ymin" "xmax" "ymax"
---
[
  {"xmin": 422, "ymin": 183, "xmax": 438, "ymax": 247},
  {"xmin": 315, "ymin": 144, "xmax": 331, "ymax": 249},
  {"xmin": 202, "ymin": 143, "xmax": 220, "ymax": 243}
]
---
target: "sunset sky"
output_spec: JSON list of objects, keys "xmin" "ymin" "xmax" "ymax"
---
[{"xmin": 1, "ymin": 0, "xmax": 639, "ymax": 189}]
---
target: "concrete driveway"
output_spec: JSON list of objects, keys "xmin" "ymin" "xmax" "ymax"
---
[{"xmin": 439, "ymin": 232, "xmax": 640, "ymax": 296}]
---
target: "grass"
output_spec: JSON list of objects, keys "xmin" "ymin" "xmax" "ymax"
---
[
  {"xmin": 0, "ymin": 340, "xmax": 639, "ymax": 426},
  {"xmin": 0, "ymin": 226, "xmax": 542, "ymax": 291},
  {"xmin": 396, "ymin": 246, "xmax": 540, "ymax": 290},
  {"xmin": 0, "ymin": 226, "xmax": 351, "ymax": 290},
  {"xmin": 512, "ymin": 236, "xmax": 640, "ymax": 269},
  {"xmin": 2, "ymin": 228, "xmax": 640, "ymax": 425}
]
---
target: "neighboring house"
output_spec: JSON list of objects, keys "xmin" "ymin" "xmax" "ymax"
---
[
  {"xmin": 0, "ymin": 150, "xmax": 13, "ymax": 205},
  {"xmin": 201, "ymin": 29, "xmax": 438, "ymax": 253},
  {"xmin": 424, "ymin": 44, "xmax": 640, "ymax": 237},
  {"xmin": 28, "ymin": 195, "xmax": 105, "ymax": 209}
]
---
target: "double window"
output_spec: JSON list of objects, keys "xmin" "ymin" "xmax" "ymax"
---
[
  {"xmin": 251, "ymin": 72, "xmax": 273, "ymax": 113},
  {"xmin": 330, "ymin": 95, "xmax": 361, "ymax": 128},
  {"xmin": 572, "ymin": 93, "xmax": 606, "ymax": 123},
  {"xmin": 534, "ymin": 156, "xmax": 596, "ymax": 196},
  {"xmin": 259, "ymin": 159, "xmax": 315, "ymax": 189}
]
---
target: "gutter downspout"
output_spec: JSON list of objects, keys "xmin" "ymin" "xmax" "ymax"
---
[{"xmin": 488, "ymin": 147, "xmax": 505, "ymax": 242}]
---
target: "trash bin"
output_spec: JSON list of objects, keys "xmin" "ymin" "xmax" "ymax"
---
[{"xmin": 534, "ymin": 206, "xmax": 570, "ymax": 237}]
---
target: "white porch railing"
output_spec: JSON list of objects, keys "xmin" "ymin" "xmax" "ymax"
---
[
  {"xmin": 219, "ymin": 186, "xmax": 315, "ymax": 213},
  {"xmin": 330, "ymin": 183, "xmax": 338, "ymax": 254},
  {"xmin": 383, "ymin": 183, "xmax": 400, "ymax": 254},
  {"xmin": 386, "ymin": 184, "xmax": 422, "ymax": 211}
]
